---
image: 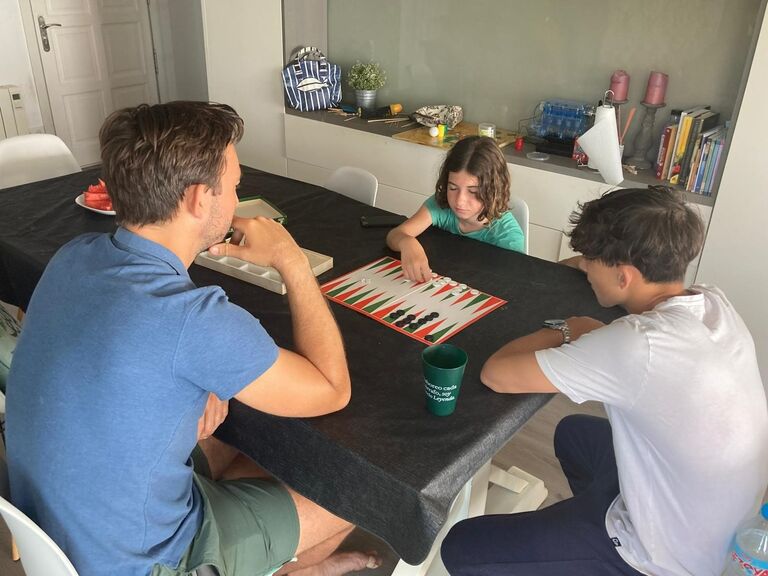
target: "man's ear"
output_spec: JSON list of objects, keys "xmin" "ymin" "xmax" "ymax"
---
[{"xmin": 182, "ymin": 183, "xmax": 212, "ymax": 219}]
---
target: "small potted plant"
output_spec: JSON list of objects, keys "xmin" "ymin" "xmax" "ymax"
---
[{"xmin": 348, "ymin": 61, "xmax": 386, "ymax": 109}]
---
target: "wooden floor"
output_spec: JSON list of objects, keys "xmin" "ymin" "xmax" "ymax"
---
[{"xmin": 0, "ymin": 395, "xmax": 603, "ymax": 576}]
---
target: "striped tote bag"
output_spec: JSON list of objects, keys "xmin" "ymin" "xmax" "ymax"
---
[{"xmin": 282, "ymin": 46, "xmax": 341, "ymax": 111}]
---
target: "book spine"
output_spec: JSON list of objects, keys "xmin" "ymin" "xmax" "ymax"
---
[
  {"xmin": 662, "ymin": 124, "xmax": 678, "ymax": 181},
  {"xmin": 679, "ymin": 117, "xmax": 703, "ymax": 187},
  {"xmin": 655, "ymin": 125, "xmax": 673, "ymax": 179},
  {"xmin": 669, "ymin": 115, "xmax": 693, "ymax": 185},
  {"xmin": 707, "ymin": 139, "xmax": 726, "ymax": 195},
  {"xmin": 693, "ymin": 140, "xmax": 712, "ymax": 193},
  {"xmin": 685, "ymin": 135, "xmax": 704, "ymax": 191}
]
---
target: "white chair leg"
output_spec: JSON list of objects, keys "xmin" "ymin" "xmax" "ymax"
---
[{"xmin": 485, "ymin": 465, "xmax": 548, "ymax": 515}]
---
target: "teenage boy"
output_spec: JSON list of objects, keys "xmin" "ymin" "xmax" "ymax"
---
[{"xmin": 441, "ymin": 186, "xmax": 768, "ymax": 576}]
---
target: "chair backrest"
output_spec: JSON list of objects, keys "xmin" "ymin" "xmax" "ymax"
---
[
  {"xmin": 509, "ymin": 196, "xmax": 530, "ymax": 255},
  {"xmin": 0, "ymin": 304, "xmax": 21, "ymax": 396},
  {"xmin": 0, "ymin": 495, "xmax": 80, "ymax": 576},
  {"xmin": 326, "ymin": 166, "xmax": 378, "ymax": 206},
  {"xmin": 0, "ymin": 134, "xmax": 81, "ymax": 190}
]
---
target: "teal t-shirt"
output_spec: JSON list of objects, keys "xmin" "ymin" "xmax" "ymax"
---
[{"xmin": 424, "ymin": 195, "xmax": 525, "ymax": 253}]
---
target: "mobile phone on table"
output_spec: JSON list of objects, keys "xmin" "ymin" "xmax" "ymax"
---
[{"xmin": 360, "ymin": 214, "xmax": 407, "ymax": 228}]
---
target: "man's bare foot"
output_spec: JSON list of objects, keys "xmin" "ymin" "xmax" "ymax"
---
[{"xmin": 290, "ymin": 551, "xmax": 381, "ymax": 576}]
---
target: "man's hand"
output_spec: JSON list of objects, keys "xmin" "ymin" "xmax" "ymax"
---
[
  {"xmin": 566, "ymin": 316, "xmax": 605, "ymax": 340},
  {"xmin": 197, "ymin": 393, "xmax": 229, "ymax": 440},
  {"xmin": 400, "ymin": 237, "xmax": 432, "ymax": 282},
  {"xmin": 209, "ymin": 216, "xmax": 307, "ymax": 272}
]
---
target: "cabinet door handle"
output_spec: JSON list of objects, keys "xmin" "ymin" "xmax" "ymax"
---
[{"xmin": 38, "ymin": 15, "xmax": 62, "ymax": 52}]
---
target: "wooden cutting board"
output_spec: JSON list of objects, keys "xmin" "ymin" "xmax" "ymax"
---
[{"xmin": 392, "ymin": 121, "xmax": 518, "ymax": 150}]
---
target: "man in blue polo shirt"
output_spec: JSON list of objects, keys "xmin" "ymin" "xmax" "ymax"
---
[{"xmin": 6, "ymin": 102, "xmax": 379, "ymax": 576}]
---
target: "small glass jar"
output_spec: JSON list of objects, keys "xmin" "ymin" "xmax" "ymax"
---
[{"xmin": 478, "ymin": 123, "xmax": 496, "ymax": 138}]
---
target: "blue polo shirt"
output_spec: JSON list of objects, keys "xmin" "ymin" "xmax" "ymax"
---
[
  {"xmin": 424, "ymin": 195, "xmax": 525, "ymax": 253},
  {"xmin": 6, "ymin": 228, "xmax": 278, "ymax": 576}
]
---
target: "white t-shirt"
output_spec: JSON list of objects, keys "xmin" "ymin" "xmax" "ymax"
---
[{"xmin": 536, "ymin": 285, "xmax": 768, "ymax": 576}]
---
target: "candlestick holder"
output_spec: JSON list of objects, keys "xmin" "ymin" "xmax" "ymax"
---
[{"xmin": 627, "ymin": 101, "xmax": 666, "ymax": 170}]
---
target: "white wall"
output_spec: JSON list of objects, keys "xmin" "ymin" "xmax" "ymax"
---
[
  {"xmin": 201, "ymin": 0, "xmax": 287, "ymax": 176},
  {"xmin": 697, "ymin": 7, "xmax": 768, "ymax": 383},
  {"xmin": 150, "ymin": 0, "xmax": 208, "ymax": 103},
  {"xmin": 0, "ymin": 0, "xmax": 43, "ymax": 132}
]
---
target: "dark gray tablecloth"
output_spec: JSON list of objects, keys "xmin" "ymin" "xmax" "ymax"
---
[{"xmin": 0, "ymin": 166, "xmax": 622, "ymax": 563}]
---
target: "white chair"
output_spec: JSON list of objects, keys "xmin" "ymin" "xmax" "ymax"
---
[
  {"xmin": 0, "ymin": 134, "xmax": 81, "ymax": 190},
  {"xmin": 0, "ymin": 496, "xmax": 79, "ymax": 576},
  {"xmin": 2, "ymin": 431, "xmax": 76, "ymax": 574},
  {"xmin": 509, "ymin": 195, "xmax": 530, "ymax": 255},
  {"xmin": 325, "ymin": 166, "xmax": 378, "ymax": 206}
]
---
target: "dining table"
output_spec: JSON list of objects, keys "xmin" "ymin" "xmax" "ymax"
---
[{"xmin": 0, "ymin": 165, "xmax": 622, "ymax": 571}]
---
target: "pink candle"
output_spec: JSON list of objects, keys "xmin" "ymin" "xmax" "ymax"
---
[
  {"xmin": 610, "ymin": 70, "xmax": 630, "ymax": 102},
  {"xmin": 643, "ymin": 71, "xmax": 668, "ymax": 105}
]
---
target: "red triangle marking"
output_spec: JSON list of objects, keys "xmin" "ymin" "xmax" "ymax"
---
[
  {"xmin": 373, "ymin": 300, "xmax": 406, "ymax": 319},
  {"xmin": 477, "ymin": 296, "xmax": 504, "ymax": 313},
  {"xmin": 415, "ymin": 319, "xmax": 445, "ymax": 338},
  {"xmin": 434, "ymin": 284, "xmax": 454, "ymax": 296},
  {"xmin": 334, "ymin": 285, "xmax": 365, "ymax": 302},
  {"xmin": 450, "ymin": 291, "xmax": 476, "ymax": 306},
  {"xmin": 353, "ymin": 291, "xmax": 386, "ymax": 310},
  {"xmin": 380, "ymin": 260, "xmax": 402, "ymax": 273},
  {"xmin": 321, "ymin": 275, "xmax": 353, "ymax": 292}
]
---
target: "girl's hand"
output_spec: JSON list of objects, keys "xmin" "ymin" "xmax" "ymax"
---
[{"xmin": 400, "ymin": 237, "xmax": 432, "ymax": 282}]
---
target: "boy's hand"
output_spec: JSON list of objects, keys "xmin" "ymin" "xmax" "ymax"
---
[
  {"xmin": 209, "ymin": 216, "xmax": 308, "ymax": 272},
  {"xmin": 400, "ymin": 237, "xmax": 432, "ymax": 282}
]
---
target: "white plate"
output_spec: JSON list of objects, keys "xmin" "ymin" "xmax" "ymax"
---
[{"xmin": 75, "ymin": 193, "xmax": 116, "ymax": 216}]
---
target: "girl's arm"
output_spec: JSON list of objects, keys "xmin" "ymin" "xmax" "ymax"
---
[{"xmin": 386, "ymin": 205, "xmax": 433, "ymax": 282}]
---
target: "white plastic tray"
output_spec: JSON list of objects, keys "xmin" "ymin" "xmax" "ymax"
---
[{"xmin": 195, "ymin": 248, "xmax": 333, "ymax": 295}]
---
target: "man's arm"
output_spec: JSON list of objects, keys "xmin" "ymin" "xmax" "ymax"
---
[
  {"xmin": 209, "ymin": 216, "xmax": 350, "ymax": 417},
  {"xmin": 481, "ymin": 316, "xmax": 604, "ymax": 394}
]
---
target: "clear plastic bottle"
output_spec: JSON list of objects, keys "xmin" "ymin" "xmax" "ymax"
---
[{"xmin": 723, "ymin": 503, "xmax": 768, "ymax": 575}]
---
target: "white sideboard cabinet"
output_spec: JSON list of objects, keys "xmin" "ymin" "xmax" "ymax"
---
[{"xmin": 285, "ymin": 113, "xmax": 711, "ymax": 280}]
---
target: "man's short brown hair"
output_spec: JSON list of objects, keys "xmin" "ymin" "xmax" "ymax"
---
[
  {"xmin": 568, "ymin": 186, "xmax": 705, "ymax": 283},
  {"xmin": 99, "ymin": 101, "xmax": 243, "ymax": 226}
]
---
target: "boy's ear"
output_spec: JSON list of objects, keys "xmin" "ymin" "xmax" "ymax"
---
[
  {"xmin": 181, "ymin": 183, "xmax": 212, "ymax": 219},
  {"xmin": 617, "ymin": 264, "xmax": 638, "ymax": 290}
]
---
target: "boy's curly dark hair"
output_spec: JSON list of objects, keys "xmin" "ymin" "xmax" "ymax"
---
[
  {"xmin": 568, "ymin": 186, "xmax": 705, "ymax": 283},
  {"xmin": 435, "ymin": 136, "xmax": 510, "ymax": 222}
]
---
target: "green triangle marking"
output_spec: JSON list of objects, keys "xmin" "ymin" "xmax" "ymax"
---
[
  {"xmin": 364, "ymin": 296, "xmax": 394, "ymax": 313},
  {"xmin": 327, "ymin": 281, "xmax": 358, "ymax": 298},
  {"xmin": 366, "ymin": 257, "xmax": 394, "ymax": 271},
  {"xmin": 428, "ymin": 323, "xmax": 457, "ymax": 342},
  {"xmin": 384, "ymin": 266, "xmax": 403, "ymax": 277},
  {"xmin": 441, "ymin": 293, "xmax": 456, "ymax": 302},
  {"xmin": 345, "ymin": 288, "xmax": 376, "ymax": 305},
  {"xmin": 462, "ymin": 293, "xmax": 490, "ymax": 309}
]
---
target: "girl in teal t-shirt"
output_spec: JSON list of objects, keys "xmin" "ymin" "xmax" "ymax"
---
[{"xmin": 387, "ymin": 135, "xmax": 524, "ymax": 281}]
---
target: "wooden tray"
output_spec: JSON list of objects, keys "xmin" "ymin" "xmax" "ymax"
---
[
  {"xmin": 393, "ymin": 121, "xmax": 517, "ymax": 150},
  {"xmin": 195, "ymin": 248, "xmax": 333, "ymax": 295}
]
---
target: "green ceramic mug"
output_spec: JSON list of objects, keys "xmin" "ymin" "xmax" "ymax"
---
[{"xmin": 422, "ymin": 344, "xmax": 468, "ymax": 416}]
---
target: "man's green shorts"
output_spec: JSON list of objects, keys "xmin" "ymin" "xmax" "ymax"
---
[{"xmin": 151, "ymin": 447, "xmax": 300, "ymax": 576}]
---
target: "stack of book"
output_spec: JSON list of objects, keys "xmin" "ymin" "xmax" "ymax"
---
[{"xmin": 654, "ymin": 106, "xmax": 727, "ymax": 196}]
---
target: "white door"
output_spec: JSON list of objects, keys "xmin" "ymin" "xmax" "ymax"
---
[{"xmin": 30, "ymin": 0, "xmax": 159, "ymax": 166}]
